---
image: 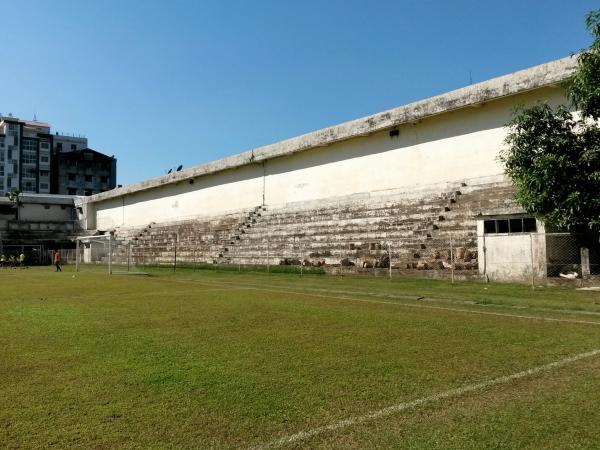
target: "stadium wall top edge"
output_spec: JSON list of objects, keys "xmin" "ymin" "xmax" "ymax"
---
[{"xmin": 81, "ymin": 55, "xmax": 578, "ymax": 205}]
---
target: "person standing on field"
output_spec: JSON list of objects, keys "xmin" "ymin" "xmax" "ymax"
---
[{"xmin": 53, "ymin": 251, "xmax": 62, "ymax": 272}]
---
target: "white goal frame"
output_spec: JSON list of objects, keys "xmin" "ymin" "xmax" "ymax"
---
[{"xmin": 75, "ymin": 234, "xmax": 114, "ymax": 274}]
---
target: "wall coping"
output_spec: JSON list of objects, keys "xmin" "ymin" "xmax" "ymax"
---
[{"xmin": 82, "ymin": 55, "xmax": 578, "ymax": 205}]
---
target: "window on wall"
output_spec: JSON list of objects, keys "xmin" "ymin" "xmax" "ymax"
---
[
  {"xmin": 40, "ymin": 182, "xmax": 49, "ymax": 190},
  {"xmin": 22, "ymin": 151, "xmax": 37, "ymax": 164},
  {"xmin": 56, "ymin": 143, "xmax": 63, "ymax": 152},
  {"xmin": 40, "ymin": 142, "xmax": 49, "ymax": 149},
  {"xmin": 483, "ymin": 217, "xmax": 537, "ymax": 234},
  {"xmin": 71, "ymin": 144, "xmax": 76, "ymax": 151},
  {"xmin": 22, "ymin": 139, "xmax": 37, "ymax": 152}
]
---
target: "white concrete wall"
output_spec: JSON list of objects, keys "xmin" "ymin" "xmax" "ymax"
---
[
  {"xmin": 96, "ymin": 164, "xmax": 264, "ymax": 229},
  {"xmin": 478, "ymin": 221, "xmax": 547, "ymax": 282},
  {"xmin": 92, "ymin": 87, "xmax": 567, "ymax": 230},
  {"xmin": 19, "ymin": 203, "xmax": 73, "ymax": 222}
]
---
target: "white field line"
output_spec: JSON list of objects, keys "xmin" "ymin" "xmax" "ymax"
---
[
  {"xmin": 169, "ymin": 278, "xmax": 600, "ymax": 327},
  {"xmin": 250, "ymin": 348, "xmax": 600, "ymax": 449}
]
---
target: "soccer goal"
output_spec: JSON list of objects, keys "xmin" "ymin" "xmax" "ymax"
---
[{"xmin": 75, "ymin": 234, "xmax": 145, "ymax": 275}]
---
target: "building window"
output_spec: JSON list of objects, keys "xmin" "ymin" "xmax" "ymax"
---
[
  {"xmin": 71, "ymin": 144, "xmax": 76, "ymax": 151},
  {"xmin": 40, "ymin": 170, "xmax": 49, "ymax": 177},
  {"xmin": 0, "ymin": 165, "xmax": 3, "ymax": 176},
  {"xmin": 56, "ymin": 143, "xmax": 63, "ymax": 152},
  {"xmin": 22, "ymin": 139, "xmax": 37, "ymax": 152},
  {"xmin": 0, "ymin": 137, "xmax": 4, "ymax": 148},
  {"xmin": 40, "ymin": 155, "xmax": 49, "ymax": 163},
  {"xmin": 40, "ymin": 183, "xmax": 49, "ymax": 190},
  {"xmin": 22, "ymin": 151, "xmax": 37, "ymax": 164},
  {"xmin": 40, "ymin": 142, "xmax": 49, "ymax": 149},
  {"xmin": 85, "ymin": 175, "xmax": 92, "ymax": 182},
  {"xmin": 68, "ymin": 173, "xmax": 76, "ymax": 181},
  {"xmin": 483, "ymin": 217, "xmax": 537, "ymax": 234},
  {"xmin": 100, "ymin": 175, "xmax": 108, "ymax": 183}
]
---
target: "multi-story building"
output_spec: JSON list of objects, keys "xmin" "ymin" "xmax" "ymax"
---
[
  {"xmin": 0, "ymin": 115, "xmax": 116, "ymax": 196},
  {"xmin": 53, "ymin": 148, "xmax": 117, "ymax": 196}
]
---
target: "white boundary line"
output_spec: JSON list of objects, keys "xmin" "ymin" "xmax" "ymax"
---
[
  {"xmin": 250, "ymin": 348, "xmax": 600, "ymax": 449},
  {"xmin": 169, "ymin": 278, "xmax": 600, "ymax": 327}
]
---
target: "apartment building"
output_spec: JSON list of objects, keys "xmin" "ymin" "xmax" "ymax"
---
[
  {"xmin": 0, "ymin": 115, "xmax": 115, "ymax": 196},
  {"xmin": 53, "ymin": 148, "xmax": 117, "ymax": 196}
]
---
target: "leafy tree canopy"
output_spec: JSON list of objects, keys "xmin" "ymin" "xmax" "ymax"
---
[{"xmin": 502, "ymin": 10, "xmax": 600, "ymax": 234}]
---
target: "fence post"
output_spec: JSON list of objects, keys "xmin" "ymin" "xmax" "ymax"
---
[
  {"xmin": 529, "ymin": 233, "xmax": 535, "ymax": 289},
  {"xmin": 581, "ymin": 247, "xmax": 591, "ymax": 279},
  {"xmin": 388, "ymin": 242, "xmax": 392, "ymax": 280},
  {"xmin": 267, "ymin": 235, "xmax": 270, "ymax": 274},
  {"xmin": 300, "ymin": 241, "xmax": 304, "ymax": 277},
  {"xmin": 174, "ymin": 232, "xmax": 178, "ymax": 272},
  {"xmin": 450, "ymin": 233, "xmax": 454, "ymax": 284},
  {"xmin": 194, "ymin": 244, "xmax": 197, "ymax": 271},
  {"xmin": 108, "ymin": 234, "xmax": 113, "ymax": 275}
]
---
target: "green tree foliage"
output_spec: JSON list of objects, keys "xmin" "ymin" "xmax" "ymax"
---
[{"xmin": 502, "ymin": 10, "xmax": 600, "ymax": 234}]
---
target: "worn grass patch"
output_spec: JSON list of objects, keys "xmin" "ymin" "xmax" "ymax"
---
[{"xmin": 1, "ymin": 267, "xmax": 599, "ymax": 448}]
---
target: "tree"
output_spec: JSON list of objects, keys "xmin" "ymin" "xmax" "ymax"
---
[{"xmin": 502, "ymin": 10, "xmax": 600, "ymax": 234}]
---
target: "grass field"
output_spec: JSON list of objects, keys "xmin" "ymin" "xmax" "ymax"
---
[{"xmin": 2, "ymin": 266, "xmax": 600, "ymax": 449}]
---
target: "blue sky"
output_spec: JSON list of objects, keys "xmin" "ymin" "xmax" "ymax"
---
[{"xmin": 1, "ymin": 0, "xmax": 597, "ymax": 185}]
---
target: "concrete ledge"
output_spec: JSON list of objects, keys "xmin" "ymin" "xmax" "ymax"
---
[{"xmin": 83, "ymin": 55, "xmax": 577, "ymax": 205}]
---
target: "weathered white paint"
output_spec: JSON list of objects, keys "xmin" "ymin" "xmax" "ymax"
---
[
  {"xmin": 478, "ymin": 220, "xmax": 547, "ymax": 282},
  {"xmin": 94, "ymin": 164, "xmax": 264, "ymax": 229},
  {"xmin": 90, "ymin": 85, "xmax": 567, "ymax": 230}
]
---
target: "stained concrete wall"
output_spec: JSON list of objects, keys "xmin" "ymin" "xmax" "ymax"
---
[
  {"xmin": 89, "ymin": 86, "xmax": 567, "ymax": 230},
  {"xmin": 478, "ymin": 221, "xmax": 547, "ymax": 282}
]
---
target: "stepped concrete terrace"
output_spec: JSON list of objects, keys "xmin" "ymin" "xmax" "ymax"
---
[{"xmin": 98, "ymin": 177, "xmax": 519, "ymax": 277}]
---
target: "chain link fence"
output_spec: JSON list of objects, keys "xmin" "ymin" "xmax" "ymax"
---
[{"xmin": 80, "ymin": 227, "xmax": 595, "ymax": 286}]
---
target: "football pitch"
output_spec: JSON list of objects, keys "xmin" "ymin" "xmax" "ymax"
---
[{"xmin": 2, "ymin": 267, "xmax": 600, "ymax": 449}]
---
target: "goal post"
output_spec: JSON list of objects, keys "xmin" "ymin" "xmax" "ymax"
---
[{"xmin": 75, "ymin": 234, "xmax": 142, "ymax": 275}]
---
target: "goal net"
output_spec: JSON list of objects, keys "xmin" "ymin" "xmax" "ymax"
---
[{"xmin": 75, "ymin": 234, "xmax": 145, "ymax": 275}]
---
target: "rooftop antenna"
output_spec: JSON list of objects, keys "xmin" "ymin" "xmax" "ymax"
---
[
  {"xmin": 469, "ymin": 70, "xmax": 473, "ymax": 85},
  {"xmin": 33, "ymin": 113, "xmax": 37, "ymax": 121}
]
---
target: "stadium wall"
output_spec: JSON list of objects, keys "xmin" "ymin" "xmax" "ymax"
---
[{"xmin": 76, "ymin": 56, "xmax": 579, "ymax": 281}]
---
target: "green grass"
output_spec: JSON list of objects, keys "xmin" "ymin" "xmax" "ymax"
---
[{"xmin": 1, "ymin": 266, "xmax": 600, "ymax": 449}]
